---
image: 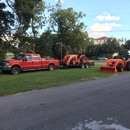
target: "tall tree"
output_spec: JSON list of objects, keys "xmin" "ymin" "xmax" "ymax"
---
[
  {"xmin": 6, "ymin": 0, "xmax": 45, "ymax": 53},
  {"xmin": 0, "ymin": 1, "xmax": 14, "ymax": 59},
  {"xmin": 36, "ymin": 31, "xmax": 53, "ymax": 57},
  {"xmin": 0, "ymin": 1, "xmax": 14, "ymax": 39},
  {"xmin": 48, "ymin": 1, "xmax": 88, "ymax": 55},
  {"xmin": 101, "ymin": 38, "xmax": 120, "ymax": 57},
  {"xmin": 86, "ymin": 38, "xmax": 121, "ymax": 59},
  {"xmin": 124, "ymin": 40, "xmax": 130, "ymax": 50}
]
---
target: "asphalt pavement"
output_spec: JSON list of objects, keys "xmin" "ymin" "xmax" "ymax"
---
[{"xmin": 0, "ymin": 74, "xmax": 130, "ymax": 130}]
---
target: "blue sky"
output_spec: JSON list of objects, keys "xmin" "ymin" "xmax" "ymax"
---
[{"xmin": 44, "ymin": 0, "xmax": 130, "ymax": 40}]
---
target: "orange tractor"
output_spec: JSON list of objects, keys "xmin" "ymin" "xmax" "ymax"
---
[
  {"xmin": 60, "ymin": 54, "xmax": 94, "ymax": 68},
  {"xmin": 100, "ymin": 58, "xmax": 130, "ymax": 73}
]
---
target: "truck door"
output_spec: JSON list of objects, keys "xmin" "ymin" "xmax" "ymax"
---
[
  {"xmin": 33, "ymin": 55, "xmax": 42, "ymax": 69},
  {"xmin": 21, "ymin": 55, "xmax": 34, "ymax": 70}
]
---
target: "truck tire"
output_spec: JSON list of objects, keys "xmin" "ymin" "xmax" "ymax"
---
[
  {"xmin": 116, "ymin": 63, "xmax": 123, "ymax": 72},
  {"xmin": 126, "ymin": 61, "xmax": 130, "ymax": 71},
  {"xmin": 48, "ymin": 64, "xmax": 55, "ymax": 71},
  {"xmin": 11, "ymin": 66, "xmax": 20, "ymax": 75}
]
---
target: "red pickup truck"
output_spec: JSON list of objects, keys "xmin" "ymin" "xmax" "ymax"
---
[{"xmin": 0, "ymin": 53, "xmax": 59, "ymax": 75}]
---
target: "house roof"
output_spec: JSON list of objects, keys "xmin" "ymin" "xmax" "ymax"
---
[{"xmin": 94, "ymin": 36, "xmax": 107, "ymax": 40}]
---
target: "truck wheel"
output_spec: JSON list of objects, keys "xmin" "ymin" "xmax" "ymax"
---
[
  {"xmin": 11, "ymin": 66, "xmax": 20, "ymax": 75},
  {"xmin": 126, "ymin": 61, "xmax": 130, "ymax": 71},
  {"xmin": 48, "ymin": 64, "xmax": 55, "ymax": 71}
]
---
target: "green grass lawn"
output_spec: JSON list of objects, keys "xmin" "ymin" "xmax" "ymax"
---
[{"xmin": 0, "ymin": 65, "xmax": 129, "ymax": 97}]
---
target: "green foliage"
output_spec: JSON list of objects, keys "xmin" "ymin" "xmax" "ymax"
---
[
  {"xmin": 36, "ymin": 31, "xmax": 53, "ymax": 57},
  {"xmin": 124, "ymin": 40, "xmax": 130, "ymax": 50},
  {"xmin": 118, "ymin": 44, "xmax": 128, "ymax": 57},
  {"xmin": 86, "ymin": 38, "xmax": 121, "ymax": 58},
  {"xmin": 2, "ymin": 0, "xmax": 129, "ymax": 60},
  {"xmin": 0, "ymin": 40, "xmax": 20, "ymax": 55},
  {"xmin": 49, "ymin": 2, "xmax": 88, "ymax": 55},
  {"xmin": 6, "ymin": 0, "xmax": 45, "ymax": 53},
  {"xmin": 90, "ymin": 56, "xmax": 96, "ymax": 60},
  {"xmin": 0, "ymin": 49, "xmax": 5, "ymax": 60},
  {"xmin": 0, "ymin": 1, "xmax": 14, "ymax": 37}
]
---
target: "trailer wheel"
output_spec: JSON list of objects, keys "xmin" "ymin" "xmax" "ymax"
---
[
  {"xmin": 85, "ymin": 63, "xmax": 89, "ymax": 68},
  {"xmin": 126, "ymin": 61, "xmax": 130, "ymax": 71},
  {"xmin": 117, "ymin": 63, "xmax": 123, "ymax": 72},
  {"xmin": 81, "ymin": 63, "xmax": 85, "ymax": 68},
  {"xmin": 11, "ymin": 66, "xmax": 20, "ymax": 75},
  {"xmin": 48, "ymin": 64, "xmax": 55, "ymax": 71}
]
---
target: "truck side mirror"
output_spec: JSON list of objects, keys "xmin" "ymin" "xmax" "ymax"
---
[{"xmin": 23, "ymin": 58, "xmax": 27, "ymax": 61}]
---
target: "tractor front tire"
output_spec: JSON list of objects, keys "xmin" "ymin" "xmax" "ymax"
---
[
  {"xmin": 117, "ymin": 63, "xmax": 123, "ymax": 72},
  {"xmin": 81, "ymin": 56, "xmax": 87, "ymax": 63}
]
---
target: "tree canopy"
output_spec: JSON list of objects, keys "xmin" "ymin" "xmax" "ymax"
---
[
  {"xmin": 6, "ymin": 0, "xmax": 45, "ymax": 53},
  {"xmin": 48, "ymin": 1, "xmax": 88, "ymax": 55},
  {"xmin": 0, "ymin": 1, "xmax": 14, "ymax": 38},
  {"xmin": 0, "ymin": 0, "xmax": 129, "ymax": 60}
]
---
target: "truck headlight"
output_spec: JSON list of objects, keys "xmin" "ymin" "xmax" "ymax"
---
[{"xmin": 6, "ymin": 62, "xmax": 10, "ymax": 66}]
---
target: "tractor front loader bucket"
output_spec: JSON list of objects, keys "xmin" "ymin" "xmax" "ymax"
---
[{"xmin": 100, "ymin": 66, "xmax": 117, "ymax": 73}]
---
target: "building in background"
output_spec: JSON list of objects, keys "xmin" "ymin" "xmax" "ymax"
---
[
  {"xmin": 93, "ymin": 36, "xmax": 123, "ymax": 57},
  {"xmin": 93, "ymin": 36, "xmax": 122, "ymax": 46}
]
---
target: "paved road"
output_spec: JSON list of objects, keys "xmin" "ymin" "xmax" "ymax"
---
[{"xmin": 0, "ymin": 74, "xmax": 130, "ymax": 130}]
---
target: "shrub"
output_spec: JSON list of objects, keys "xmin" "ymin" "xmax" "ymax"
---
[{"xmin": 0, "ymin": 49, "xmax": 5, "ymax": 60}]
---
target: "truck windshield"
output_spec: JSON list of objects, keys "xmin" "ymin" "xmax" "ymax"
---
[{"xmin": 13, "ymin": 54, "xmax": 25, "ymax": 60}]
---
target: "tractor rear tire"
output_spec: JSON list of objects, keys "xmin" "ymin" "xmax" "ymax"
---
[
  {"xmin": 126, "ymin": 61, "xmax": 130, "ymax": 71},
  {"xmin": 80, "ymin": 56, "xmax": 87, "ymax": 63}
]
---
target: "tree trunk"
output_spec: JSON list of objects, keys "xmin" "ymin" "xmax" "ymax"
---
[{"xmin": 65, "ymin": 45, "xmax": 69, "ymax": 55}]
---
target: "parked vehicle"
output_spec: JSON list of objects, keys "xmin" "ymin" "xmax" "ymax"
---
[
  {"xmin": 60, "ymin": 54, "xmax": 95, "ymax": 68},
  {"xmin": 100, "ymin": 58, "xmax": 130, "ymax": 73},
  {"xmin": 97, "ymin": 56, "xmax": 108, "ymax": 60},
  {"xmin": 0, "ymin": 53, "xmax": 59, "ymax": 75}
]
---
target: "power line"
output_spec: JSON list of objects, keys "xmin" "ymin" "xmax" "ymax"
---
[
  {"xmin": 85, "ymin": 12, "xmax": 130, "ymax": 18},
  {"xmin": 82, "ymin": 7, "xmax": 130, "ymax": 13}
]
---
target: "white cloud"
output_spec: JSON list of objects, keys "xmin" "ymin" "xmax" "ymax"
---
[
  {"xmin": 88, "ymin": 23, "xmax": 121, "ymax": 36},
  {"xmin": 95, "ymin": 12, "xmax": 120, "ymax": 21}
]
